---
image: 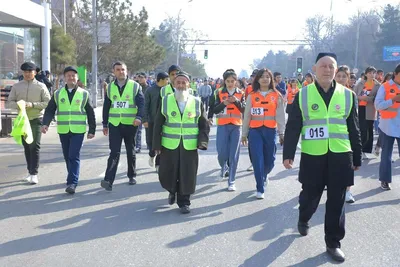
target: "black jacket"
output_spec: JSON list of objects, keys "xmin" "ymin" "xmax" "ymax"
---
[
  {"xmin": 43, "ymin": 86, "xmax": 96, "ymax": 135},
  {"xmin": 102, "ymin": 79, "xmax": 144, "ymax": 128},
  {"xmin": 143, "ymin": 84, "xmax": 162, "ymax": 123}
]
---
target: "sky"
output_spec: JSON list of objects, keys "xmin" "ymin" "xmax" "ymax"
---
[{"xmin": 135, "ymin": 0, "xmax": 397, "ymax": 77}]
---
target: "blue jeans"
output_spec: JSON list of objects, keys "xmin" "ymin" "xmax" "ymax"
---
[
  {"xmin": 216, "ymin": 124, "xmax": 241, "ymax": 186},
  {"xmin": 249, "ymin": 127, "xmax": 277, "ymax": 193},
  {"xmin": 379, "ymin": 131, "xmax": 400, "ymax": 183},
  {"xmin": 59, "ymin": 133, "xmax": 85, "ymax": 185},
  {"xmin": 135, "ymin": 123, "xmax": 142, "ymax": 149}
]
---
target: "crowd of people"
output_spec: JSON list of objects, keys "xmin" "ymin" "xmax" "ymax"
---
[{"xmin": 5, "ymin": 53, "xmax": 400, "ymax": 262}]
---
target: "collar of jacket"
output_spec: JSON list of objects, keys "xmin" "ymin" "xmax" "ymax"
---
[{"xmin": 221, "ymin": 87, "xmax": 241, "ymax": 94}]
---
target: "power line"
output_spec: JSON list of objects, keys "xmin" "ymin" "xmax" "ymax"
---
[{"xmin": 184, "ymin": 39, "xmax": 309, "ymax": 46}]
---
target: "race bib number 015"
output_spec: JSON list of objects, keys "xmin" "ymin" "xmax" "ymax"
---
[
  {"xmin": 251, "ymin": 107, "xmax": 263, "ymax": 116},
  {"xmin": 113, "ymin": 101, "xmax": 129, "ymax": 108},
  {"xmin": 305, "ymin": 126, "xmax": 328, "ymax": 139}
]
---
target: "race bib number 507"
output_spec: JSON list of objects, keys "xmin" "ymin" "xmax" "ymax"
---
[
  {"xmin": 114, "ymin": 101, "xmax": 129, "ymax": 108},
  {"xmin": 305, "ymin": 126, "xmax": 328, "ymax": 139}
]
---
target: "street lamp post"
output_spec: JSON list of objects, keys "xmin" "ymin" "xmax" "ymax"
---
[
  {"xmin": 176, "ymin": 9, "xmax": 181, "ymax": 66},
  {"xmin": 91, "ymin": 0, "xmax": 98, "ymax": 108}
]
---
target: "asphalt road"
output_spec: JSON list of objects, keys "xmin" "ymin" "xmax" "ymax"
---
[{"xmin": 1, "ymin": 111, "xmax": 399, "ymax": 267}]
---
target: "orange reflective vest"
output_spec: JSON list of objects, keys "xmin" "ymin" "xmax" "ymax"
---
[
  {"xmin": 245, "ymin": 85, "xmax": 253, "ymax": 98},
  {"xmin": 249, "ymin": 91, "xmax": 279, "ymax": 129},
  {"xmin": 380, "ymin": 81, "xmax": 400, "ymax": 119},
  {"xmin": 216, "ymin": 91, "xmax": 243, "ymax": 125},
  {"xmin": 359, "ymin": 82, "xmax": 373, "ymax": 106},
  {"xmin": 287, "ymin": 85, "xmax": 299, "ymax": 105}
]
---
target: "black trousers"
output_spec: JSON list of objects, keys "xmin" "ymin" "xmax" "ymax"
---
[
  {"xmin": 358, "ymin": 106, "xmax": 374, "ymax": 153},
  {"xmin": 104, "ymin": 124, "xmax": 137, "ymax": 184},
  {"xmin": 299, "ymin": 183, "xmax": 347, "ymax": 248},
  {"xmin": 170, "ymin": 180, "xmax": 190, "ymax": 208},
  {"xmin": 145, "ymin": 122, "xmax": 160, "ymax": 166},
  {"xmin": 22, "ymin": 119, "xmax": 42, "ymax": 175}
]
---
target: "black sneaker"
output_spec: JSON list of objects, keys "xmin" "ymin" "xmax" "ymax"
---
[
  {"xmin": 180, "ymin": 205, "xmax": 190, "ymax": 214},
  {"xmin": 224, "ymin": 170, "xmax": 229, "ymax": 177},
  {"xmin": 297, "ymin": 221, "xmax": 310, "ymax": 236},
  {"xmin": 381, "ymin": 182, "xmax": 391, "ymax": 190},
  {"xmin": 101, "ymin": 180, "xmax": 112, "ymax": 191},
  {"xmin": 65, "ymin": 184, "xmax": 77, "ymax": 194},
  {"xmin": 129, "ymin": 177, "xmax": 137, "ymax": 185}
]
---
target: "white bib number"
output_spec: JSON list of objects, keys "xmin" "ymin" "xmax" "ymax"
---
[
  {"xmin": 305, "ymin": 126, "xmax": 328, "ymax": 139},
  {"xmin": 113, "ymin": 101, "xmax": 129, "ymax": 108},
  {"xmin": 251, "ymin": 107, "xmax": 263, "ymax": 116}
]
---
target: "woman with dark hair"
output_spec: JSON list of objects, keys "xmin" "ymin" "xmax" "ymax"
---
[
  {"xmin": 354, "ymin": 66, "xmax": 380, "ymax": 159},
  {"xmin": 241, "ymin": 68, "xmax": 285, "ymax": 199},
  {"xmin": 213, "ymin": 69, "xmax": 246, "ymax": 191},
  {"xmin": 335, "ymin": 65, "xmax": 356, "ymax": 204},
  {"xmin": 286, "ymin": 78, "xmax": 299, "ymax": 114},
  {"xmin": 303, "ymin": 73, "xmax": 314, "ymax": 87}
]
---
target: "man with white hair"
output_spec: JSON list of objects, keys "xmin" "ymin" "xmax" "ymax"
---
[
  {"xmin": 153, "ymin": 71, "xmax": 210, "ymax": 214},
  {"xmin": 282, "ymin": 52, "xmax": 362, "ymax": 262}
]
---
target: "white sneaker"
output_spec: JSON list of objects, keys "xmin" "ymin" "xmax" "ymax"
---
[
  {"xmin": 345, "ymin": 191, "xmax": 355, "ymax": 203},
  {"xmin": 148, "ymin": 156, "xmax": 155, "ymax": 167},
  {"xmin": 155, "ymin": 166, "xmax": 159, "ymax": 173},
  {"xmin": 23, "ymin": 174, "xmax": 32, "ymax": 182},
  {"xmin": 362, "ymin": 152, "xmax": 368, "ymax": 160},
  {"xmin": 228, "ymin": 184, "xmax": 236, "ymax": 191},
  {"xmin": 30, "ymin": 175, "xmax": 39, "ymax": 184},
  {"xmin": 246, "ymin": 165, "xmax": 253, "ymax": 171},
  {"xmin": 256, "ymin": 192, "xmax": 264, "ymax": 199}
]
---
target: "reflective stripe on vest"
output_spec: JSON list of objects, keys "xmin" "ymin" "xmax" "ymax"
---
[
  {"xmin": 55, "ymin": 87, "xmax": 88, "ymax": 134},
  {"xmin": 380, "ymin": 81, "xmax": 400, "ymax": 119},
  {"xmin": 161, "ymin": 94, "xmax": 201, "ymax": 150},
  {"xmin": 299, "ymin": 83, "xmax": 352, "ymax": 155},
  {"xmin": 249, "ymin": 91, "xmax": 278, "ymax": 129},
  {"xmin": 216, "ymin": 91, "xmax": 243, "ymax": 125},
  {"xmin": 107, "ymin": 80, "xmax": 138, "ymax": 126},
  {"xmin": 160, "ymin": 84, "xmax": 174, "ymax": 98}
]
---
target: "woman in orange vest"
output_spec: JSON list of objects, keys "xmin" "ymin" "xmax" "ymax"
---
[
  {"xmin": 302, "ymin": 73, "xmax": 314, "ymax": 87},
  {"xmin": 241, "ymin": 68, "xmax": 285, "ymax": 199},
  {"xmin": 286, "ymin": 78, "xmax": 299, "ymax": 114},
  {"xmin": 335, "ymin": 65, "xmax": 356, "ymax": 203},
  {"xmin": 354, "ymin": 66, "xmax": 381, "ymax": 159},
  {"xmin": 213, "ymin": 69, "xmax": 246, "ymax": 191}
]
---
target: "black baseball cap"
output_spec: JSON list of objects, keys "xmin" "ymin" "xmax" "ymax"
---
[
  {"xmin": 64, "ymin": 66, "xmax": 78, "ymax": 74},
  {"xmin": 21, "ymin": 62, "xmax": 36, "ymax": 71},
  {"xmin": 156, "ymin": 72, "xmax": 169, "ymax": 81},
  {"xmin": 168, "ymin": 65, "xmax": 181, "ymax": 74}
]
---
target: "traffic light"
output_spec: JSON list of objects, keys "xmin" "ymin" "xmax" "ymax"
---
[
  {"xmin": 204, "ymin": 50, "xmax": 208, "ymax": 59},
  {"xmin": 296, "ymin": 57, "xmax": 303, "ymax": 73}
]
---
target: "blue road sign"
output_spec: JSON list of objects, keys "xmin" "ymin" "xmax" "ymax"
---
[{"xmin": 383, "ymin": 46, "xmax": 400, "ymax": 62}]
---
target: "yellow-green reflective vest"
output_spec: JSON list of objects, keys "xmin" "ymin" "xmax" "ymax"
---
[
  {"xmin": 190, "ymin": 82, "xmax": 197, "ymax": 92},
  {"xmin": 161, "ymin": 94, "xmax": 201, "ymax": 150},
  {"xmin": 55, "ymin": 87, "xmax": 88, "ymax": 134},
  {"xmin": 107, "ymin": 80, "xmax": 138, "ymax": 126},
  {"xmin": 160, "ymin": 84, "xmax": 174, "ymax": 98},
  {"xmin": 299, "ymin": 83, "xmax": 353, "ymax": 155}
]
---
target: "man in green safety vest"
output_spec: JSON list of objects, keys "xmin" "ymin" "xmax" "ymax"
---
[
  {"xmin": 42, "ymin": 66, "xmax": 96, "ymax": 194},
  {"xmin": 190, "ymin": 78, "xmax": 198, "ymax": 96},
  {"xmin": 283, "ymin": 52, "xmax": 362, "ymax": 262},
  {"xmin": 159, "ymin": 65, "xmax": 181, "ymax": 99},
  {"xmin": 153, "ymin": 71, "xmax": 210, "ymax": 214},
  {"xmin": 101, "ymin": 61, "xmax": 145, "ymax": 191}
]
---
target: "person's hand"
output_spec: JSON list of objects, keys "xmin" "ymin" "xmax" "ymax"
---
[
  {"xmin": 155, "ymin": 150, "xmax": 161, "ymax": 155},
  {"xmin": 87, "ymin": 133, "xmax": 95, "ymax": 139},
  {"xmin": 103, "ymin": 128, "xmax": 109, "ymax": 136},
  {"xmin": 143, "ymin": 122, "xmax": 148, "ymax": 128},
  {"xmin": 352, "ymin": 166, "xmax": 360, "ymax": 171},
  {"xmin": 241, "ymin": 136, "xmax": 248, "ymax": 146},
  {"xmin": 228, "ymin": 96, "xmax": 238, "ymax": 103},
  {"xmin": 392, "ymin": 94, "xmax": 400, "ymax": 103},
  {"xmin": 279, "ymin": 135, "xmax": 284, "ymax": 146},
  {"xmin": 283, "ymin": 159, "xmax": 294, "ymax": 169},
  {"xmin": 134, "ymin": 119, "xmax": 141, "ymax": 126},
  {"xmin": 208, "ymin": 119, "xmax": 213, "ymax": 126},
  {"xmin": 25, "ymin": 102, "xmax": 33, "ymax": 108},
  {"xmin": 41, "ymin": 125, "xmax": 49, "ymax": 134},
  {"xmin": 223, "ymin": 99, "xmax": 230, "ymax": 105}
]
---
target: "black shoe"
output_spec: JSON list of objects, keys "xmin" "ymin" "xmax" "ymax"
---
[
  {"xmin": 224, "ymin": 171, "xmax": 229, "ymax": 177},
  {"xmin": 297, "ymin": 221, "xmax": 309, "ymax": 236},
  {"xmin": 65, "ymin": 184, "xmax": 76, "ymax": 194},
  {"xmin": 129, "ymin": 177, "xmax": 137, "ymax": 185},
  {"xmin": 101, "ymin": 180, "xmax": 112, "ymax": 191},
  {"xmin": 326, "ymin": 247, "xmax": 345, "ymax": 262},
  {"xmin": 168, "ymin": 193, "xmax": 176, "ymax": 205},
  {"xmin": 381, "ymin": 182, "xmax": 391, "ymax": 190},
  {"xmin": 180, "ymin": 205, "xmax": 190, "ymax": 214}
]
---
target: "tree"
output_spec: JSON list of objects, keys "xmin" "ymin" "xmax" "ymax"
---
[
  {"xmin": 376, "ymin": 4, "xmax": 400, "ymax": 71},
  {"xmin": 50, "ymin": 25, "xmax": 77, "ymax": 72},
  {"xmin": 70, "ymin": 0, "xmax": 165, "ymax": 74}
]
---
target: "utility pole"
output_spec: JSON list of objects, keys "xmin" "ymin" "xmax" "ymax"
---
[
  {"xmin": 63, "ymin": 0, "xmax": 66, "ymax": 34},
  {"xmin": 176, "ymin": 9, "xmax": 181, "ymax": 66},
  {"xmin": 355, "ymin": 10, "xmax": 361, "ymax": 69},
  {"xmin": 91, "ymin": 0, "xmax": 98, "ymax": 108}
]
